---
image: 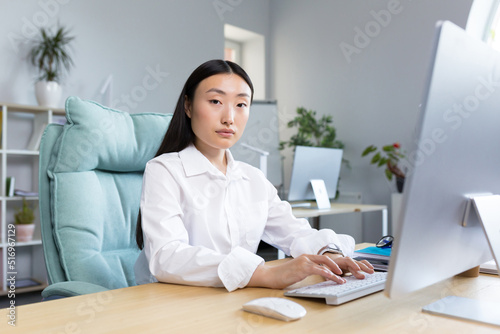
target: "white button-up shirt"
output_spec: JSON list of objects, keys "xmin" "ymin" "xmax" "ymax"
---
[{"xmin": 134, "ymin": 144, "xmax": 354, "ymax": 291}]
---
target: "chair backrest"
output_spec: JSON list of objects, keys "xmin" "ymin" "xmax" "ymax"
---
[{"xmin": 39, "ymin": 96, "xmax": 172, "ymax": 289}]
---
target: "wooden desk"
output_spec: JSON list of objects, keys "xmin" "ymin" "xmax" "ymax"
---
[
  {"xmin": 292, "ymin": 202, "xmax": 388, "ymax": 235},
  {"xmin": 2, "ymin": 263, "xmax": 500, "ymax": 332}
]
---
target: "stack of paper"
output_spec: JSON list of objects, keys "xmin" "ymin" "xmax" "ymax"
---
[
  {"xmin": 480, "ymin": 260, "xmax": 499, "ymax": 275},
  {"xmin": 14, "ymin": 189, "xmax": 38, "ymax": 197}
]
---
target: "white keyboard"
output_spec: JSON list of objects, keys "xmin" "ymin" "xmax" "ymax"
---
[{"xmin": 284, "ymin": 272, "xmax": 387, "ymax": 305}]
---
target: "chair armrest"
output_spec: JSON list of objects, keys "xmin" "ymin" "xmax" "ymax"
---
[{"xmin": 42, "ymin": 281, "xmax": 110, "ymax": 299}]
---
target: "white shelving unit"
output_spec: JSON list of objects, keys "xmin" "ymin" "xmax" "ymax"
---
[{"xmin": 0, "ymin": 102, "xmax": 65, "ymax": 296}]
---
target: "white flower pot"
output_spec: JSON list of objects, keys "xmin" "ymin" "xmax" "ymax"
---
[
  {"xmin": 16, "ymin": 224, "xmax": 35, "ymax": 242},
  {"xmin": 35, "ymin": 81, "xmax": 62, "ymax": 108}
]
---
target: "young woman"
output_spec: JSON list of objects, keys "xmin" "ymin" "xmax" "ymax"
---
[{"xmin": 134, "ymin": 59, "xmax": 374, "ymax": 292}]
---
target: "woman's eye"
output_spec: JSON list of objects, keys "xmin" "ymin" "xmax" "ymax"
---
[
  {"xmin": 210, "ymin": 99, "xmax": 221, "ymax": 105},
  {"xmin": 237, "ymin": 103, "xmax": 247, "ymax": 108}
]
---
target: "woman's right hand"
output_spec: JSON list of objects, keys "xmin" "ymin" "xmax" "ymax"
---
[{"xmin": 248, "ymin": 254, "xmax": 349, "ymax": 289}]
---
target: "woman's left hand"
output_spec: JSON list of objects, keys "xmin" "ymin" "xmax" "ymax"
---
[{"xmin": 325, "ymin": 254, "xmax": 375, "ymax": 279}]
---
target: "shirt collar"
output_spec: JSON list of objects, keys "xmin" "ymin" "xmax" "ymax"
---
[{"xmin": 179, "ymin": 144, "xmax": 249, "ymax": 181}]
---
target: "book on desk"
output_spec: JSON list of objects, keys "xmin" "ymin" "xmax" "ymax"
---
[{"xmin": 353, "ymin": 246, "xmax": 391, "ymax": 271}]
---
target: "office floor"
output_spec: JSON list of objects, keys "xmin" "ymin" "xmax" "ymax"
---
[{"xmin": 0, "ymin": 243, "xmax": 279, "ymax": 309}]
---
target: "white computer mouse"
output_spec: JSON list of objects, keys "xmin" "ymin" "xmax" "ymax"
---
[{"xmin": 242, "ymin": 297, "xmax": 307, "ymax": 321}]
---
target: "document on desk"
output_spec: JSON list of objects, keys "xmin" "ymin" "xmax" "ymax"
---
[{"xmin": 479, "ymin": 259, "xmax": 498, "ymax": 275}]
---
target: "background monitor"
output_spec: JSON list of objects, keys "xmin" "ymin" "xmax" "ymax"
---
[
  {"xmin": 287, "ymin": 146, "xmax": 343, "ymax": 203},
  {"xmin": 385, "ymin": 20, "xmax": 500, "ymax": 302}
]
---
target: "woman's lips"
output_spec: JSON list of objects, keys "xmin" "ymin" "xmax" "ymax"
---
[{"xmin": 216, "ymin": 129, "xmax": 235, "ymax": 137}]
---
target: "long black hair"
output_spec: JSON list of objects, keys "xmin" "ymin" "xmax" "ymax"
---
[{"xmin": 136, "ymin": 59, "xmax": 254, "ymax": 249}]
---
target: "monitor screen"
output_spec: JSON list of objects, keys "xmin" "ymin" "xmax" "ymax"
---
[
  {"xmin": 287, "ymin": 146, "xmax": 343, "ymax": 202},
  {"xmin": 385, "ymin": 21, "xmax": 500, "ymax": 299}
]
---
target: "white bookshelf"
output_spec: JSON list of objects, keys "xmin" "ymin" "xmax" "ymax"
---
[{"xmin": 0, "ymin": 102, "xmax": 65, "ymax": 296}]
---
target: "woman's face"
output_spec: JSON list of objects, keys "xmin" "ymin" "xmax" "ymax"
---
[{"xmin": 185, "ymin": 73, "xmax": 251, "ymax": 156}]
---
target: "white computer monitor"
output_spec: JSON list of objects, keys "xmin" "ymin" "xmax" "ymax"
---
[
  {"xmin": 287, "ymin": 146, "xmax": 343, "ymax": 207},
  {"xmin": 384, "ymin": 20, "xmax": 500, "ymax": 324}
]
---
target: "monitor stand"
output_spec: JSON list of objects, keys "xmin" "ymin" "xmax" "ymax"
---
[
  {"xmin": 310, "ymin": 179, "xmax": 331, "ymax": 209},
  {"xmin": 422, "ymin": 194, "xmax": 500, "ymax": 327}
]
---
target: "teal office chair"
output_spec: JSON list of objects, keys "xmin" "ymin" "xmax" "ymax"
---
[{"xmin": 39, "ymin": 96, "xmax": 172, "ymax": 298}]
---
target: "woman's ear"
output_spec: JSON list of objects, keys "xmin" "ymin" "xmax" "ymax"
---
[{"xmin": 184, "ymin": 96, "xmax": 192, "ymax": 118}]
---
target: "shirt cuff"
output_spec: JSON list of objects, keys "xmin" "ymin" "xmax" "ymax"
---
[
  {"xmin": 218, "ymin": 247, "xmax": 265, "ymax": 292},
  {"xmin": 333, "ymin": 234, "xmax": 355, "ymax": 258},
  {"xmin": 290, "ymin": 229, "xmax": 355, "ymax": 259},
  {"xmin": 314, "ymin": 233, "xmax": 355, "ymax": 258}
]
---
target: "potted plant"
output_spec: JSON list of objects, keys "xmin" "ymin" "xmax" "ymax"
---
[
  {"xmin": 279, "ymin": 107, "xmax": 345, "ymax": 152},
  {"xmin": 361, "ymin": 142, "xmax": 406, "ymax": 192},
  {"xmin": 29, "ymin": 25, "xmax": 75, "ymax": 107},
  {"xmin": 14, "ymin": 198, "xmax": 36, "ymax": 242}
]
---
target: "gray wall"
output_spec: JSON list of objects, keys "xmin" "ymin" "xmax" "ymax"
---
[
  {"xmin": 0, "ymin": 0, "xmax": 271, "ymax": 113},
  {"xmin": 1, "ymin": 0, "xmax": 477, "ymax": 242},
  {"xmin": 270, "ymin": 0, "xmax": 474, "ymax": 240}
]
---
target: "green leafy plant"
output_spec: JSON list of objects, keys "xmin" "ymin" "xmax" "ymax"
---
[
  {"xmin": 29, "ymin": 25, "xmax": 75, "ymax": 82},
  {"xmin": 279, "ymin": 107, "xmax": 345, "ymax": 151},
  {"xmin": 14, "ymin": 198, "xmax": 36, "ymax": 225},
  {"xmin": 361, "ymin": 142, "xmax": 405, "ymax": 181}
]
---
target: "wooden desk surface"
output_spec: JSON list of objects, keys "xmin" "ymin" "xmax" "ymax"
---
[{"xmin": 2, "ymin": 251, "xmax": 500, "ymax": 333}]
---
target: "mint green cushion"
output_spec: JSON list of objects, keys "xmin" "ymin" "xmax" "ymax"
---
[
  {"xmin": 50, "ymin": 96, "xmax": 170, "ymax": 173},
  {"xmin": 47, "ymin": 96, "xmax": 171, "ymax": 290}
]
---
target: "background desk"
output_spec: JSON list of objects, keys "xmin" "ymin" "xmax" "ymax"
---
[
  {"xmin": 292, "ymin": 202, "xmax": 388, "ymax": 235},
  {"xmin": 2, "ymin": 254, "xmax": 499, "ymax": 333}
]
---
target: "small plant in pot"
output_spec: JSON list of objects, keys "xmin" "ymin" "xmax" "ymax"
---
[
  {"xmin": 279, "ymin": 107, "xmax": 346, "ymax": 152},
  {"xmin": 14, "ymin": 198, "xmax": 37, "ymax": 242},
  {"xmin": 28, "ymin": 25, "xmax": 75, "ymax": 107}
]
